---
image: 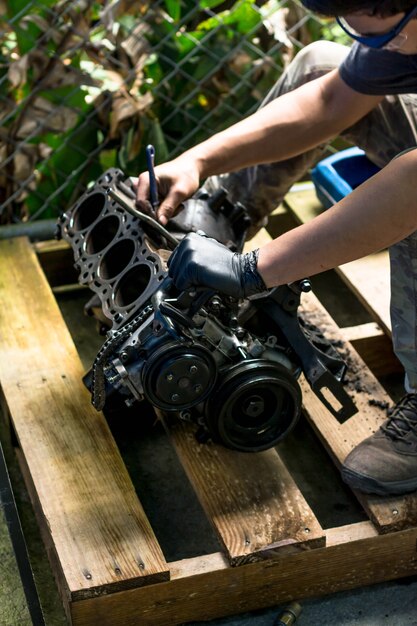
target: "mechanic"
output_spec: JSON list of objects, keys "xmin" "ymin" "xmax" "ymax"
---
[{"xmin": 135, "ymin": 1, "xmax": 417, "ymax": 497}]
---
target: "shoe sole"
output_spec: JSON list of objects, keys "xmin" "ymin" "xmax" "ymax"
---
[{"xmin": 342, "ymin": 467, "xmax": 417, "ymax": 496}]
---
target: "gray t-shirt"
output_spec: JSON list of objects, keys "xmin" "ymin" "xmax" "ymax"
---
[{"xmin": 339, "ymin": 42, "xmax": 417, "ymax": 95}]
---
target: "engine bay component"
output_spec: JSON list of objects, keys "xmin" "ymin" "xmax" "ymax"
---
[{"xmin": 57, "ymin": 168, "xmax": 357, "ymax": 452}]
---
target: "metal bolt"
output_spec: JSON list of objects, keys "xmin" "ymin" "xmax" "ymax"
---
[
  {"xmin": 210, "ymin": 297, "xmax": 222, "ymax": 311},
  {"xmin": 194, "ymin": 384, "xmax": 203, "ymax": 393},
  {"xmin": 275, "ymin": 602, "xmax": 302, "ymax": 625},
  {"xmin": 243, "ymin": 397, "xmax": 264, "ymax": 417},
  {"xmin": 189, "ymin": 365, "xmax": 198, "ymax": 374},
  {"xmin": 171, "ymin": 393, "xmax": 180, "ymax": 401},
  {"xmin": 166, "ymin": 373, "xmax": 174, "ymax": 382},
  {"xmin": 120, "ymin": 351, "xmax": 129, "ymax": 362}
]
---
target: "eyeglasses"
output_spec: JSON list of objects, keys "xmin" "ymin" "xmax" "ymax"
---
[{"xmin": 337, "ymin": 5, "xmax": 417, "ymax": 49}]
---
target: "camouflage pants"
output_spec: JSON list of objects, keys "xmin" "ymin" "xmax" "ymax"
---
[{"xmin": 205, "ymin": 41, "xmax": 417, "ymax": 391}]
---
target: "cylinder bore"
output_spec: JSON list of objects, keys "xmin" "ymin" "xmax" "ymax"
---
[
  {"xmin": 114, "ymin": 264, "xmax": 152, "ymax": 307},
  {"xmin": 99, "ymin": 239, "xmax": 136, "ymax": 280},
  {"xmin": 85, "ymin": 215, "xmax": 120, "ymax": 255},
  {"xmin": 72, "ymin": 192, "xmax": 106, "ymax": 232}
]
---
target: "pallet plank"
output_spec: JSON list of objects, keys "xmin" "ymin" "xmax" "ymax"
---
[
  {"xmin": 0, "ymin": 238, "xmax": 169, "ymax": 602},
  {"xmin": 165, "ymin": 421, "xmax": 325, "ymax": 565},
  {"xmin": 70, "ymin": 526, "xmax": 417, "ymax": 626},
  {"xmin": 283, "ymin": 187, "xmax": 391, "ymax": 335},
  {"xmin": 34, "ymin": 239, "xmax": 78, "ymax": 287},
  {"xmin": 340, "ymin": 322, "xmax": 402, "ymax": 377}
]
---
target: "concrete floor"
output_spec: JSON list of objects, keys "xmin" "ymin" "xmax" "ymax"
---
[{"xmin": 1, "ymin": 271, "xmax": 417, "ymax": 626}]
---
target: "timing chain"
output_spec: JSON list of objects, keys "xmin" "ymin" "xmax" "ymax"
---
[{"xmin": 91, "ymin": 304, "xmax": 154, "ymax": 410}]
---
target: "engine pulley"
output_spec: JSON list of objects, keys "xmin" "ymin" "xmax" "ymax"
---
[
  {"xmin": 206, "ymin": 359, "xmax": 302, "ymax": 452},
  {"xmin": 142, "ymin": 343, "xmax": 217, "ymax": 411}
]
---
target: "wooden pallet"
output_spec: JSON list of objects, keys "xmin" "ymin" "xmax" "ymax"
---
[{"xmin": 1, "ymin": 192, "xmax": 417, "ymax": 625}]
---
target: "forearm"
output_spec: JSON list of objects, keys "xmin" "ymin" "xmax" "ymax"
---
[
  {"xmin": 257, "ymin": 150, "xmax": 417, "ymax": 286},
  {"xmin": 182, "ymin": 70, "xmax": 381, "ymax": 178}
]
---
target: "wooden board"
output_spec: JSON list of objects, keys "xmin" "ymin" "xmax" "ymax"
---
[
  {"xmin": 71, "ymin": 524, "xmax": 417, "ymax": 626},
  {"xmin": 166, "ymin": 421, "xmax": 325, "ymax": 565},
  {"xmin": 0, "ymin": 238, "xmax": 169, "ymax": 603},
  {"xmin": 340, "ymin": 322, "xmax": 402, "ymax": 377},
  {"xmin": 283, "ymin": 186, "xmax": 392, "ymax": 335},
  {"xmin": 33, "ymin": 239, "xmax": 78, "ymax": 287}
]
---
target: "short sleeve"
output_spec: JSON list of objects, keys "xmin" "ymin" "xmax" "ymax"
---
[{"xmin": 339, "ymin": 42, "xmax": 417, "ymax": 95}]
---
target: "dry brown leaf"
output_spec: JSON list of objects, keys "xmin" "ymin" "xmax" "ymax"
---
[
  {"xmin": 109, "ymin": 93, "xmax": 138, "ymax": 138},
  {"xmin": 120, "ymin": 22, "xmax": 150, "ymax": 67},
  {"xmin": 23, "ymin": 50, "xmax": 99, "ymax": 90},
  {"xmin": 127, "ymin": 125, "xmax": 143, "ymax": 160},
  {"xmin": 101, "ymin": 0, "xmax": 150, "ymax": 30},
  {"xmin": 109, "ymin": 90, "xmax": 152, "ymax": 138},
  {"xmin": 7, "ymin": 144, "xmax": 40, "ymax": 206},
  {"xmin": 68, "ymin": 9, "xmax": 91, "ymax": 41},
  {"xmin": 20, "ymin": 14, "xmax": 51, "ymax": 33},
  {"xmin": 38, "ymin": 142, "xmax": 53, "ymax": 160},
  {"xmin": 0, "ymin": 97, "xmax": 16, "ymax": 122},
  {"xmin": 229, "ymin": 51, "xmax": 252, "ymax": 74},
  {"xmin": 8, "ymin": 55, "xmax": 29, "ymax": 90},
  {"xmin": 17, "ymin": 97, "xmax": 79, "ymax": 138}
]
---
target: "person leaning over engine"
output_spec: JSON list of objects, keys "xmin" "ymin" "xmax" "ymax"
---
[{"xmin": 135, "ymin": 0, "xmax": 417, "ymax": 497}]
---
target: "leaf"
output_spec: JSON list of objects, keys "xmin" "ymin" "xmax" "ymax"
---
[
  {"xmin": 7, "ymin": 54, "xmax": 29, "ymax": 89},
  {"xmin": 163, "ymin": 0, "xmax": 181, "ymax": 22},
  {"xmin": 99, "ymin": 148, "xmax": 117, "ymax": 170},
  {"xmin": 108, "ymin": 90, "xmax": 153, "ymax": 139},
  {"xmin": 20, "ymin": 14, "xmax": 50, "ymax": 34},
  {"xmin": 17, "ymin": 97, "xmax": 79, "ymax": 138},
  {"xmin": 117, "ymin": 114, "xmax": 168, "ymax": 175},
  {"xmin": 199, "ymin": 0, "xmax": 227, "ymax": 8},
  {"xmin": 197, "ymin": 1, "xmax": 261, "ymax": 34},
  {"xmin": 174, "ymin": 30, "xmax": 205, "ymax": 57},
  {"xmin": 7, "ymin": 0, "xmax": 55, "ymax": 18}
]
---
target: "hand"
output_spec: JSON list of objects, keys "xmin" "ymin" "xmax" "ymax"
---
[
  {"xmin": 134, "ymin": 156, "xmax": 201, "ymax": 225},
  {"xmin": 167, "ymin": 232, "xmax": 267, "ymax": 299}
]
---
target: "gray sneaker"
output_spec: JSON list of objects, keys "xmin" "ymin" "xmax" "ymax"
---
[{"xmin": 341, "ymin": 393, "xmax": 417, "ymax": 495}]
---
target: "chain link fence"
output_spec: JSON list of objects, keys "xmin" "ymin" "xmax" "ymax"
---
[{"xmin": 0, "ymin": 0, "xmax": 346, "ymax": 224}]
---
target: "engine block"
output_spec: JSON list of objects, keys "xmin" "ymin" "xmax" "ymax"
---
[{"xmin": 57, "ymin": 168, "xmax": 357, "ymax": 452}]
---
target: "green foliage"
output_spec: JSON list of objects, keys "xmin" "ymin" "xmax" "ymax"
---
[{"xmin": 0, "ymin": 0, "xmax": 340, "ymax": 222}]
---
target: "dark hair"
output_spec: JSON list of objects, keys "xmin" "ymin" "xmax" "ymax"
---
[{"xmin": 301, "ymin": 0, "xmax": 417, "ymax": 17}]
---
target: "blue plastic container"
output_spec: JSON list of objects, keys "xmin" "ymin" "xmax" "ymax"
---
[{"xmin": 311, "ymin": 147, "xmax": 380, "ymax": 209}]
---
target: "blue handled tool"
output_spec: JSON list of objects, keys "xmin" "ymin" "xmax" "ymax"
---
[{"xmin": 145, "ymin": 144, "xmax": 159, "ymax": 214}]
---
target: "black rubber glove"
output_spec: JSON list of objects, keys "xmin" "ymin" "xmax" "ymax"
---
[{"xmin": 167, "ymin": 232, "xmax": 267, "ymax": 299}]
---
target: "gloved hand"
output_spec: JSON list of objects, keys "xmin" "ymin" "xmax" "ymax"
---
[{"xmin": 167, "ymin": 232, "xmax": 267, "ymax": 299}]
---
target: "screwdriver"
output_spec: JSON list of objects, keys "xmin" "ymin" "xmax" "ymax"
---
[{"xmin": 145, "ymin": 144, "xmax": 159, "ymax": 216}]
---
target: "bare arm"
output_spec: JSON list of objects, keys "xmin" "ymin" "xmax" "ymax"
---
[
  {"xmin": 188, "ymin": 69, "xmax": 382, "ymax": 176},
  {"xmin": 136, "ymin": 69, "xmax": 382, "ymax": 223},
  {"xmin": 257, "ymin": 148, "xmax": 417, "ymax": 286}
]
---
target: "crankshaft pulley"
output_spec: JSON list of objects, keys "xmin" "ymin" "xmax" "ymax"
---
[{"xmin": 142, "ymin": 344, "xmax": 217, "ymax": 411}]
